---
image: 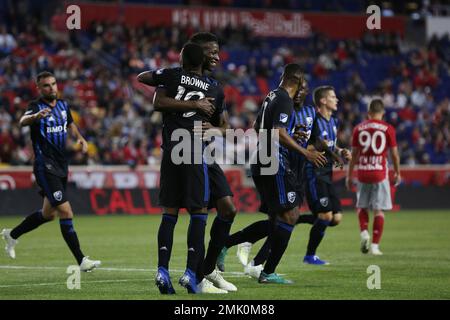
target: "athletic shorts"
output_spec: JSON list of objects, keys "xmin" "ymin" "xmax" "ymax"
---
[
  {"xmin": 34, "ymin": 169, "xmax": 68, "ymax": 207},
  {"xmin": 207, "ymin": 162, "xmax": 233, "ymax": 209},
  {"xmin": 253, "ymin": 172, "xmax": 301, "ymax": 216},
  {"xmin": 159, "ymin": 150, "xmax": 209, "ymax": 211},
  {"xmin": 305, "ymin": 171, "xmax": 341, "ymax": 215},
  {"xmin": 356, "ymin": 178, "xmax": 392, "ymax": 210}
]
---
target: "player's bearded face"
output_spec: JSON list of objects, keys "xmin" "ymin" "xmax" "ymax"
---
[
  {"xmin": 38, "ymin": 77, "xmax": 58, "ymax": 101},
  {"xmin": 294, "ymin": 79, "xmax": 308, "ymax": 106}
]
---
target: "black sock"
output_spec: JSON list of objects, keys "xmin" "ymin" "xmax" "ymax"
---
[
  {"xmin": 252, "ymin": 237, "xmax": 271, "ymax": 266},
  {"xmin": 10, "ymin": 210, "xmax": 50, "ymax": 239},
  {"xmin": 186, "ymin": 214, "xmax": 207, "ymax": 273},
  {"xmin": 225, "ymin": 220, "xmax": 269, "ymax": 248},
  {"xmin": 306, "ymin": 218, "xmax": 330, "ymax": 256},
  {"xmin": 296, "ymin": 213, "xmax": 316, "ymax": 225},
  {"xmin": 59, "ymin": 219, "xmax": 84, "ymax": 265},
  {"xmin": 157, "ymin": 213, "xmax": 178, "ymax": 270},
  {"xmin": 202, "ymin": 215, "xmax": 234, "ymax": 276},
  {"xmin": 263, "ymin": 221, "xmax": 294, "ymax": 274}
]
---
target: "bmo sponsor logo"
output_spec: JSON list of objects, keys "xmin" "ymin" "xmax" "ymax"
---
[
  {"xmin": 0, "ymin": 175, "xmax": 16, "ymax": 190},
  {"xmin": 70, "ymin": 171, "xmax": 160, "ymax": 189}
]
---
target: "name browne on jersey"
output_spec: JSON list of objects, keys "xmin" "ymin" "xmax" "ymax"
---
[{"xmin": 180, "ymin": 75, "xmax": 210, "ymax": 91}]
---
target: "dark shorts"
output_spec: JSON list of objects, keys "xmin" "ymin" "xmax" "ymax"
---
[
  {"xmin": 207, "ymin": 162, "xmax": 233, "ymax": 209},
  {"xmin": 253, "ymin": 172, "xmax": 301, "ymax": 216},
  {"xmin": 34, "ymin": 169, "xmax": 68, "ymax": 207},
  {"xmin": 159, "ymin": 151, "xmax": 209, "ymax": 211},
  {"xmin": 304, "ymin": 169, "xmax": 342, "ymax": 215}
]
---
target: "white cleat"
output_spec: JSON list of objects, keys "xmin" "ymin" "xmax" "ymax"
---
[
  {"xmin": 1, "ymin": 229, "xmax": 17, "ymax": 259},
  {"xmin": 370, "ymin": 244, "xmax": 383, "ymax": 256},
  {"xmin": 198, "ymin": 278, "xmax": 228, "ymax": 294},
  {"xmin": 205, "ymin": 269, "xmax": 237, "ymax": 292},
  {"xmin": 79, "ymin": 256, "xmax": 101, "ymax": 272},
  {"xmin": 360, "ymin": 230, "xmax": 370, "ymax": 254},
  {"xmin": 236, "ymin": 242, "xmax": 252, "ymax": 266},
  {"xmin": 244, "ymin": 263, "xmax": 263, "ymax": 279}
]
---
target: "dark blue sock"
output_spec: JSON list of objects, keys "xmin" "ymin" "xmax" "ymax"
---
[
  {"xmin": 225, "ymin": 219, "xmax": 269, "ymax": 248},
  {"xmin": 157, "ymin": 213, "xmax": 178, "ymax": 269},
  {"xmin": 186, "ymin": 214, "xmax": 207, "ymax": 272},
  {"xmin": 60, "ymin": 219, "xmax": 84, "ymax": 265},
  {"xmin": 306, "ymin": 218, "xmax": 330, "ymax": 256},
  {"xmin": 253, "ymin": 237, "xmax": 271, "ymax": 266},
  {"xmin": 10, "ymin": 210, "xmax": 49, "ymax": 239},
  {"xmin": 263, "ymin": 221, "xmax": 294, "ymax": 274},
  {"xmin": 202, "ymin": 215, "xmax": 233, "ymax": 276}
]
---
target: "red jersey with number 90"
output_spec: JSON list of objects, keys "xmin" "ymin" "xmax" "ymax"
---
[{"xmin": 352, "ymin": 119, "xmax": 397, "ymax": 183}]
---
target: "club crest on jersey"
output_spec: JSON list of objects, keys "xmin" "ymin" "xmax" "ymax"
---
[
  {"xmin": 320, "ymin": 197, "xmax": 329, "ymax": 207},
  {"xmin": 53, "ymin": 191, "xmax": 63, "ymax": 202},
  {"xmin": 61, "ymin": 110, "xmax": 67, "ymax": 120},
  {"xmin": 306, "ymin": 117, "xmax": 313, "ymax": 127},
  {"xmin": 287, "ymin": 192, "xmax": 296, "ymax": 203},
  {"xmin": 280, "ymin": 113, "xmax": 288, "ymax": 123},
  {"xmin": 333, "ymin": 126, "xmax": 337, "ymax": 135}
]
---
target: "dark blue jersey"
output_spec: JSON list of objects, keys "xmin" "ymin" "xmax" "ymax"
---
[
  {"xmin": 25, "ymin": 98, "xmax": 73, "ymax": 177},
  {"xmin": 305, "ymin": 112, "xmax": 339, "ymax": 183},
  {"xmin": 151, "ymin": 67, "xmax": 225, "ymax": 152}
]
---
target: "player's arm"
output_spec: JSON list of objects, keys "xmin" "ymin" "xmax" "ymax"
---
[
  {"xmin": 335, "ymin": 145, "xmax": 352, "ymax": 162},
  {"xmin": 136, "ymin": 71, "xmax": 158, "ymax": 87},
  {"xmin": 346, "ymin": 147, "xmax": 360, "ymax": 190},
  {"xmin": 68, "ymin": 122, "xmax": 88, "ymax": 154},
  {"xmin": 390, "ymin": 146, "xmax": 401, "ymax": 186},
  {"xmin": 308, "ymin": 118, "xmax": 343, "ymax": 167},
  {"xmin": 19, "ymin": 107, "xmax": 51, "ymax": 127}
]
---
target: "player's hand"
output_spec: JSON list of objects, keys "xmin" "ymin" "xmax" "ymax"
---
[
  {"xmin": 34, "ymin": 108, "xmax": 51, "ymax": 120},
  {"xmin": 306, "ymin": 150, "xmax": 327, "ymax": 167},
  {"xmin": 333, "ymin": 157, "xmax": 344, "ymax": 169},
  {"xmin": 345, "ymin": 177, "xmax": 353, "ymax": 191},
  {"xmin": 78, "ymin": 138, "xmax": 88, "ymax": 154},
  {"xmin": 394, "ymin": 172, "xmax": 402, "ymax": 187},
  {"xmin": 194, "ymin": 97, "xmax": 215, "ymax": 118},
  {"xmin": 340, "ymin": 148, "xmax": 352, "ymax": 162}
]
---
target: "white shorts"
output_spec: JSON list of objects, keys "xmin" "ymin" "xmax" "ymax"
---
[{"xmin": 356, "ymin": 178, "xmax": 392, "ymax": 211}]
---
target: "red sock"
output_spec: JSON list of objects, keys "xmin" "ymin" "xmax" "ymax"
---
[
  {"xmin": 357, "ymin": 208, "xmax": 369, "ymax": 232},
  {"xmin": 373, "ymin": 214, "xmax": 385, "ymax": 244}
]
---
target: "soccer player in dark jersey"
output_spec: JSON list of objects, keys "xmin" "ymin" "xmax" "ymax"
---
[
  {"xmin": 137, "ymin": 42, "xmax": 231, "ymax": 294},
  {"xmin": 302, "ymin": 86, "xmax": 351, "ymax": 265},
  {"xmin": 216, "ymin": 76, "xmax": 325, "ymax": 277},
  {"xmin": 138, "ymin": 33, "xmax": 237, "ymax": 293},
  {"xmin": 1, "ymin": 72, "xmax": 101, "ymax": 272},
  {"xmin": 250, "ymin": 64, "xmax": 327, "ymax": 284}
]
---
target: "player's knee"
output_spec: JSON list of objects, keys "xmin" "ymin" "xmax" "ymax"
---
[
  {"xmin": 329, "ymin": 213, "xmax": 343, "ymax": 227},
  {"xmin": 318, "ymin": 212, "xmax": 333, "ymax": 222},
  {"xmin": 217, "ymin": 197, "xmax": 237, "ymax": 220},
  {"xmin": 42, "ymin": 211, "xmax": 56, "ymax": 221},
  {"xmin": 280, "ymin": 209, "xmax": 299, "ymax": 225},
  {"xmin": 374, "ymin": 211, "xmax": 384, "ymax": 218},
  {"xmin": 57, "ymin": 207, "xmax": 73, "ymax": 219}
]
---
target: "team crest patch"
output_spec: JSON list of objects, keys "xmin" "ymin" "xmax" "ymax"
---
[
  {"xmin": 319, "ymin": 197, "xmax": 329, "ymax": 207},
  {"xmin": 61, "ymin": 110, "xmax": 67, "ymax": 120},
  {"xmin": 280, "ymin": 113, "xmax": 288, "ymax": 123},
  {"xmin": 306, "ymin": 117, "xmax": 313, "ymax": 127},
  {"xmin": 53, "ymin": 191, "xmax": 63, "ymax": 202},
  {"xmin": 287, "ymin": 192, "xmax": 296, "ymax": 203}
]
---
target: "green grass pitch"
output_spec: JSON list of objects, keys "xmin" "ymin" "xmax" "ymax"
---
[{"xmin": 1, "ymin": 210, "xmax": 449, "ymax": 300}]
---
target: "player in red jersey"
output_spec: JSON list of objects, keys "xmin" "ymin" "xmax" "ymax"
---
[{"xmin": 346, "ymin": 99, "xmax": 401, "ymax": 255}]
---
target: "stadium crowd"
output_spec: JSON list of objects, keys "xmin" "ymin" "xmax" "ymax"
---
[{"xmin": 0, "ymin": 5, "xmax": 448, "ymax": 167}]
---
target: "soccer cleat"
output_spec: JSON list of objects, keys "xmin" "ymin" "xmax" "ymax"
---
[
  {"xmin": 244, "ymin": 263, "xmax": 264, "ymax": 279},
  {"xmin": 205, "ymin": 269, "xmax": 237, "ymax": 292},
  {"xmin": 216, "ymin": 247, "xmax": 228, "ymax": 272},
  {"xmin": 370, "ymin": 244, "xmax": 383, "ymax": 255},
  {"xmin": 360, "ymin": 230, "xmax": 370, "ymax": 254},
  {"xmin": 155, "ymin": 267, "xmax": 176, "ymax": 294},
  {"xmin": 236, "ymin": 242, "xmax": 252, "ymax": 266},
  {"xmin": 258, "ymin": 271, "xmax": 293, "ymax": 284},
  {"xmin": 303, "ymin": 255, "xmax": 330, "ymax": 265},
  {"xmin": 1, "ymin": 229, "xmax": 17, "ymax": 259},
  {"xmin": 178, "ymin": 268, "xmax": 198, "ymax": 294},
  {"xmin": 79, "ymin": 256, "xmax": 101, "ymax": 272},
  {"xmin": 197, "ymin": 278, "xmax": 228, "ymax": 294}
]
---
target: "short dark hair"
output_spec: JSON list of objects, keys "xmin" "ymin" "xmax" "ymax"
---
[
  {"xmin": 281, "ymin": 63, "xmax": 303, "ymax": 82},
  {"xmin": 36, "ymin": 71, "xmax": 55, "ymax": 84},
  {"xmin": 313, "ymin": 85, "xmax": 335, "ymax": 107},
  {"xmin": 182, "ymin": 42, "xmax": 205, "ymax": 68},
  {"xmin": 190, "ymin": 32, "xmax": 218, "ymax": 45},
  {"xmin": 369, "ymin": 99, "xmax": 385, "ymax": 114}
]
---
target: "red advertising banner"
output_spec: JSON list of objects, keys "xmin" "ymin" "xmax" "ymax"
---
[{"xmin": 73, "ymin": 3, "xmax": 406, "ymax": 39}]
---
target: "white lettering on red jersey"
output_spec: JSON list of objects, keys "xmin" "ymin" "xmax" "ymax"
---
[{"xmin": 352, "ymin": 119, "xmax": 397, "ymax": 183}]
